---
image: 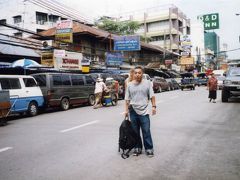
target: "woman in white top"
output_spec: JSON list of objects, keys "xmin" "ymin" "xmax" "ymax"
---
[{"xmin": 124, "ymin": 68, "xmax": 135, "ymax": 90}]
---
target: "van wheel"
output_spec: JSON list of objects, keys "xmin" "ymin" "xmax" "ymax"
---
[
  {"xmin": 88, "ymin": 94, "xmax": 95, "ymax": 106},
  {"xmin": 28, "ymin": 102, "xmax": 38, "ymax": 116},
  {"xmin": 61, "ymin": 98, "xmax": 70, "ymax": 110},
  {"xmin": 222, "ymin": 88, "xmax": 229, "ymax": 102}
]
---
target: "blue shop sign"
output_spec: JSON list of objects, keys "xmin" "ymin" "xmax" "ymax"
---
[
  {"xmin": 106, "ymin": 52, "xmax": 124, "ymax": 66},
  {"xmin": 114, "ymin": 36, "xmax": 140, "ymax": 51}
]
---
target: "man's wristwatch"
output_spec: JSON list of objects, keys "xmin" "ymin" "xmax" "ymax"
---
[{"xmin": 152, "ymin": 106, "xmax": 156, "ymax": 108}]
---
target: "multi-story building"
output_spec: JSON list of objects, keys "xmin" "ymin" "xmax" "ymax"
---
[
  {"xmin": 0, "ymin": 0, "xmax": 64, "ymax": 38},
  {"xmin": 118, "ymin": 5, "xmax": 190, "ymax": 55},
  {"xmin": 204, "ymin": 32, "xmax": 220, "ymax": 69},
  {"xmin": 204, "ymin": 32, "xmax": 220, "ymax": 57},
  {"xmin": 0, "ymin": 0, "xmax": 92, "ymax": 38}
]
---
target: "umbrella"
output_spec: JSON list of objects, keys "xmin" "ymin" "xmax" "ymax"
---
[{"xmin": 11, "ymin": 59, "xmax": 42, "ymax": 68}]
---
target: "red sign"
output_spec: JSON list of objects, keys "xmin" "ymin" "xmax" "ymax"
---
[{"xmin": 56, "ymin": 20, "xmax": 73, "ymax": 29}]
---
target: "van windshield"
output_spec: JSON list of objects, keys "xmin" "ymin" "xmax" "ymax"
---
[
  {"xmin": 33, "ymin": 75, "xmax": 46, "ymax": 87},
  {"xmin": 229, "ymin": 68, "xmax": 240, "ymax": 76}
]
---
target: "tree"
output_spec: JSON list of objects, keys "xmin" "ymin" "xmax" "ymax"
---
[{"xmin": 95, "ymin": 17, "xmax": 140, "ymax": 35}]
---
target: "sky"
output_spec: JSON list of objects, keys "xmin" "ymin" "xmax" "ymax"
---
[{"xmin": 60, "ymin": 0, "xmax": 240, "ymax": 59}]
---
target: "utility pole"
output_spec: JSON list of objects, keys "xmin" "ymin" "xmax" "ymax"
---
[
  {"xmin": 163, "ymin": 30, "xmax": 166, "ymax": 59},
  {"xmin": 169, "ymin": 7, "xmax": 172, "ymax": 51},
  {"xmin": 109, "ymin": 33, "xmax": 112, "ymax": 52},
  {"xmin": 144, "ymin": 12, "xmax": 147, "ymax": 43}
]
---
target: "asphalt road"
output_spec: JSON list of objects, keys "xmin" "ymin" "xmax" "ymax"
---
[{"xmin": 0, "ymin": 87, "xmax": 240, "ymax": 180}]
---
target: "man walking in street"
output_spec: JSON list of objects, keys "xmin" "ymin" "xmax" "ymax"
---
[
  {"xmin": 207, "ymin": 72, "xmax": 218, "ymax": 103},
  {"xmin": 124, "ymin": 66, "xmax": 156, "ymax": 157}
]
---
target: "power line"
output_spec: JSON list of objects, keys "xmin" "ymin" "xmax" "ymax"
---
[
  {"xmin": 47, "ymin": 0, "xmax": 93, "ymax": 23},
  {"xmin": 27, "ymin": 0, "xmax": 93, "ymax": 24}
]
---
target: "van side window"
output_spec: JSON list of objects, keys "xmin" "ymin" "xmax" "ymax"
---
[
  {"xmin": 71, "ymin": 75, "xmax": 84, "ymax": 86},
  {"xmin": 85, "ymin": 76, "xmax": 94, "ymax": 85},
  {"xmin": 23, "ymin": 78, "xmax": 37, "ymax": 87},
  {"xmin": 53, "ymin": 75, "xmax": 62, "ymax": 86},
  {"xmin": 62, "ymin": 75, "xmax": 71, "ymax": 86},
  {"xmin": 34, "ymin": 75, "xmax": 46, "ymax": 87},
  {"xmin": 0, "ymin": 78, "xmax": 21, "ymax": 89}
]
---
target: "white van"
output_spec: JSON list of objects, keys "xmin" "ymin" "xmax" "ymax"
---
[
  {"xmin": 213, "ymin": 70, "xmax": 225, "ymax": 77},
  {"xmin": 0, "ymin": 75, "xmax": 44, "ymax": 116}
]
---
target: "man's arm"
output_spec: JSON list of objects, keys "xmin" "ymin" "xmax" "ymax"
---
[
  {"xmin": 151, "ymin": 96, "xmax": 156, "ymax": 115},
  {"xmin": 125, "ymin": 100, "xmax": 130, "ymax": 117},
  {"xmin": 124, "ymin": 84, "xmax": 130, "ymax": 118}
]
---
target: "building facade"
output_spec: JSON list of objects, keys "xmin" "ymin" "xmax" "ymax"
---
[
  {"xmin": 118, "ymin": 5, "xmax": 190, "ymax": 55},
  {"xmin": 0, "ymin": 0, "xmax": 68, "ymax": 38},
  {"xmin": 204, "ymin": 32, "xmax": 220, "ymax": 69},
  {"xmin": 204, "ymin": 32, "xmax": 220, "ymax": 57}
]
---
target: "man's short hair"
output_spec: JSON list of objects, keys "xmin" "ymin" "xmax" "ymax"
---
[{"xmin": 134, "ymin": 66, "xmax": 144, "ymax": 72}]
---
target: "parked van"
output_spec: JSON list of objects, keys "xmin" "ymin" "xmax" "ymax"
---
[
  {"xmin": 0, "ymin": 75, "xmax": 44, "ymax": 116},
  {"xmin": 213, "ymin": 70, "xmax": 225, "ymax": 77},
  {"xmin": 32, "ymin": 73, "xmax": 95, "ymax": 110}
]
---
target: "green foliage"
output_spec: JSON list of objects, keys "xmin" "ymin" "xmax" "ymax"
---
[{"xmin": 95, "ymin": 17, "xmax": 140, "ymax": 35}]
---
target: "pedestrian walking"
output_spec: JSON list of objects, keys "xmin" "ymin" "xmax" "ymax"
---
[
  {"xmin": 93, "ymin": 78, "xmax": 107, "ymax": 109},
  {"xmin": 207, "ymin": 72, "xmax": 218, "ymax": 103},
  {"xmin": 124, "ymin": 66, "xmax": 156, "ymax": 157},
  {"xmin": 124, "ymin": 68, "xmax": 135, "ymax": 90}
]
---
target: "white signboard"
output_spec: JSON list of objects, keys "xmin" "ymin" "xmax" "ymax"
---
[
  {"xmin": 53, "ymin": 49, "xmax": 66, "ymax": 57},
  {"xmin": 54, "ymin": 51, "xmax": 83, "ymax": 70}
]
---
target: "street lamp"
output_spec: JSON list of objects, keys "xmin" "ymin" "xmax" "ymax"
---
[{"xmin": 236, "ymin": 13, "xmax": 240, "ymax": 43}]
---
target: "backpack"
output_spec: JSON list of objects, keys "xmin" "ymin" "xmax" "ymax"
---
[{"xmin": 118, "ymin": 117, "xmax": 139, "ymax": 159}]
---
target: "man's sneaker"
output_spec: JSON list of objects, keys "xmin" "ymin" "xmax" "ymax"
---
[
  {"xmin": 133, "ymin": 148, "xmax": 142, "ymax": 156},
  {"xmin": 146, "ymin": 149, "xmax": 154, "ymax": 157},
  {"xmin": 212, "ymin": 100, "xmax": 216, "ymax": 103}
]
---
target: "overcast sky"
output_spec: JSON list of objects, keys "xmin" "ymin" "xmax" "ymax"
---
[{"xmin": 61, "ymin": 0, "xmax": 240, "ymax": 59}]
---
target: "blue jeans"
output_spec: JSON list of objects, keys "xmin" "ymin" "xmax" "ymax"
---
[{"xmin": 129, "ymin": 107, "xmax": 153, "ymax": 150}]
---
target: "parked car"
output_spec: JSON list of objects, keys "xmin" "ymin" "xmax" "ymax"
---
[
  {"xmin": 166, "ymin": 78, "xmax": 179, "ymax": 90},
  {"xmin": 180, "ymin": 73, "xmax": 195, "ymax": 90},
  {"xmin": 213, "ymin": 70, "xmax": 225, "ymax": 77},
  {"xmin": 196, "ymin": 73, "xmax": 208, "ymax": 86},
  {"xmin": 216, "ymin": 75, "xmax": 225, "ymax": 89},
  {"xmin": 32, "ymin": 73, "xmax": 95, "ymax": 110},
  {"xmin": 152, "ymin": 77, "xmax": 170, "ymax": 93},
  {"xmin": 221, "ymin": 67, "xmax": 240, "ymax": 102},
  {"xmin": 0, "ymin": 75, "xmax": 44, "ymax": 116}
]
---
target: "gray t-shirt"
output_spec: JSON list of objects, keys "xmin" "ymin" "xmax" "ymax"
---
[{"xmin": 125, "ymin": 79, "xmax": 154, "ymax": 115}]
